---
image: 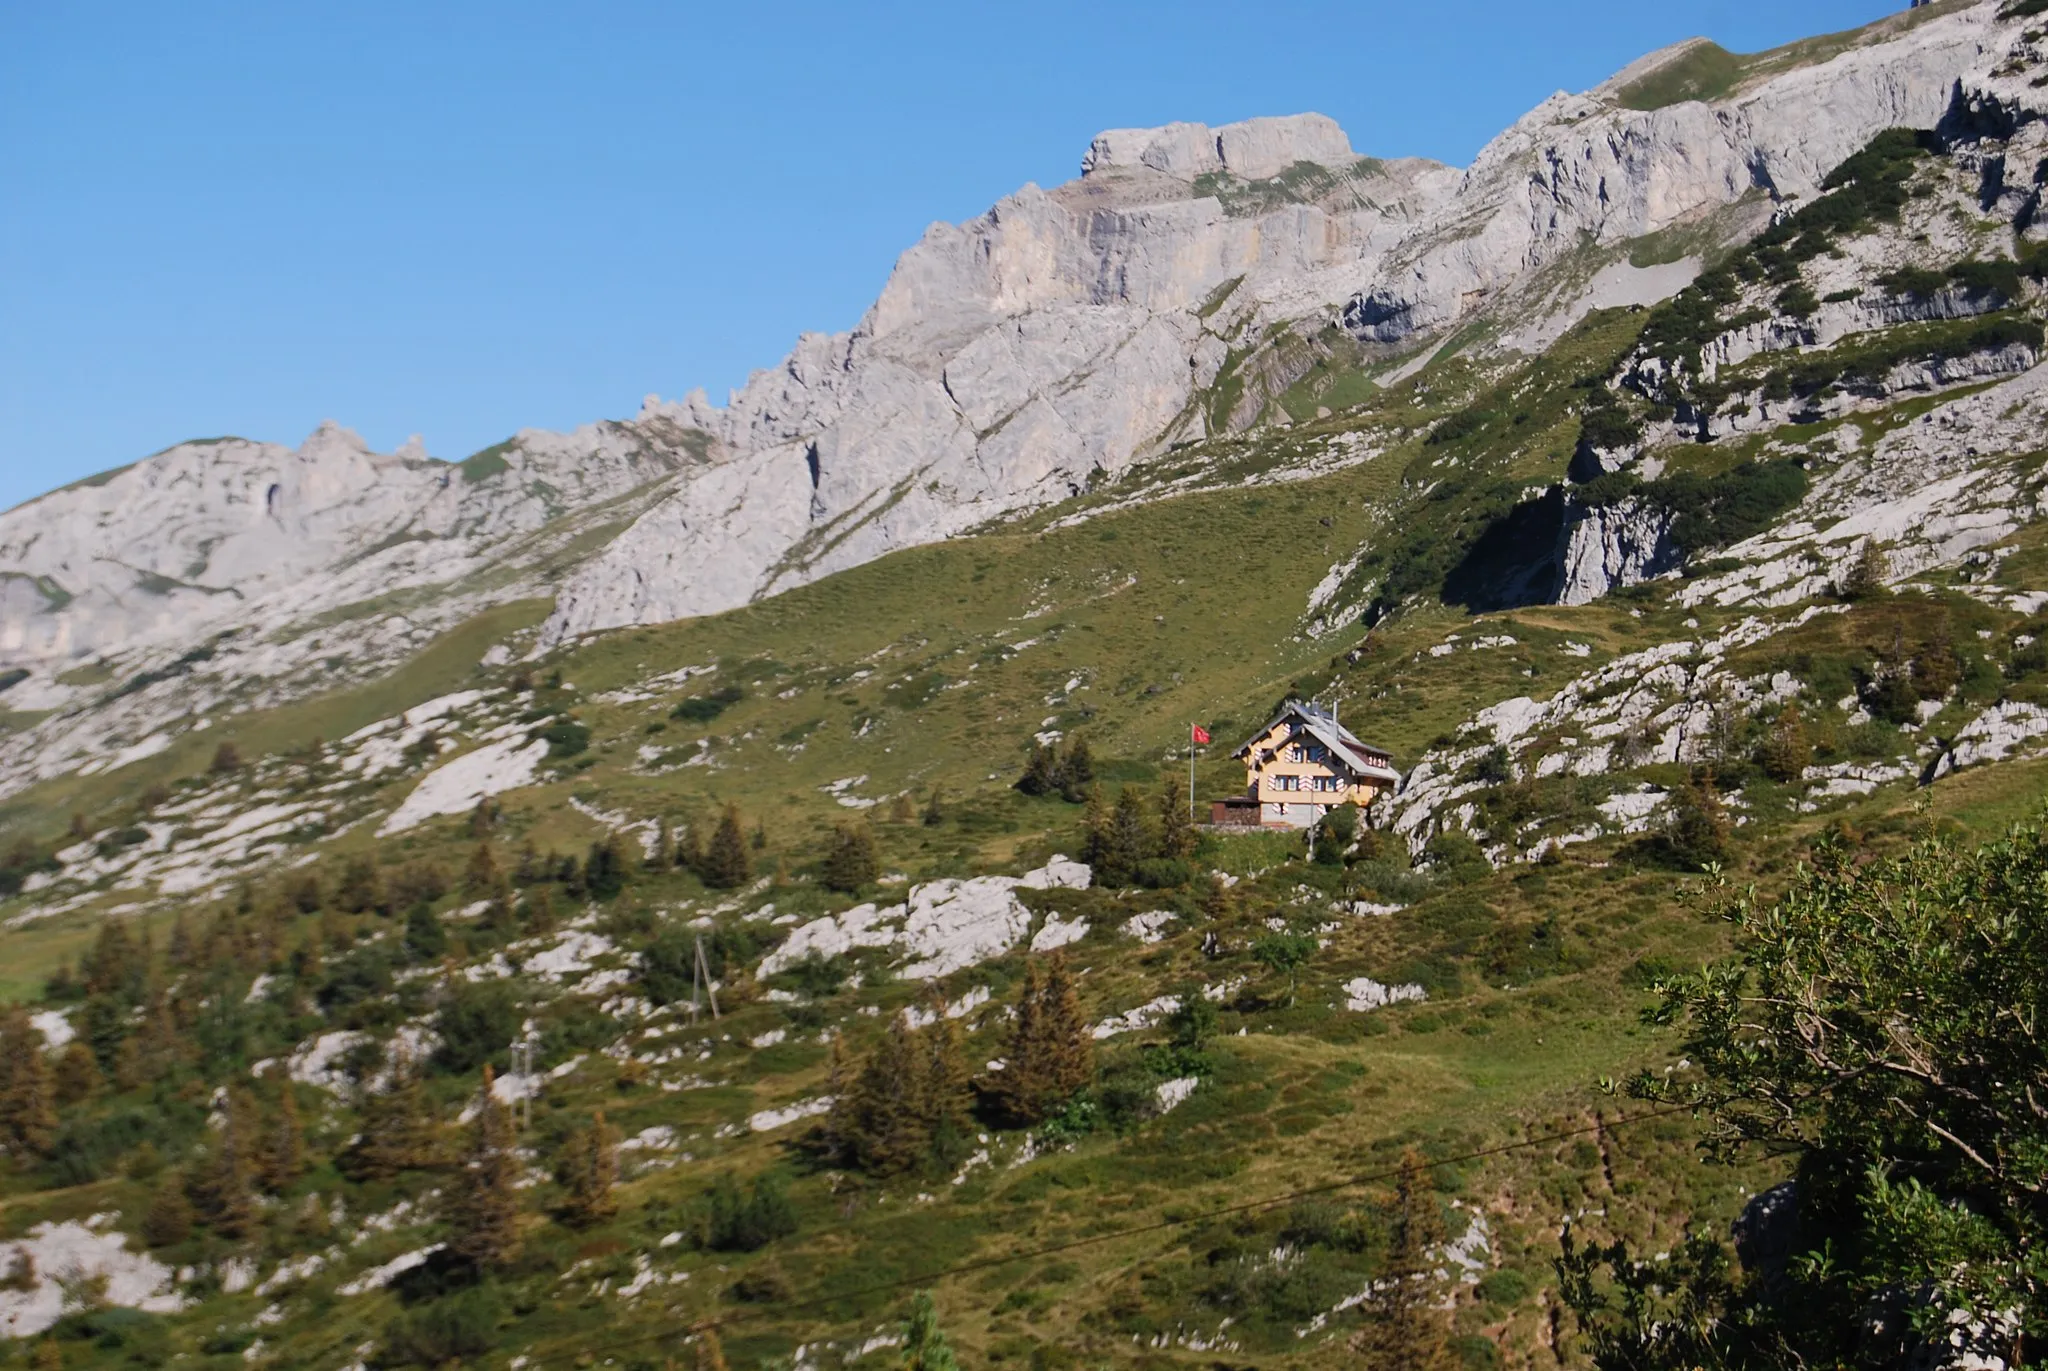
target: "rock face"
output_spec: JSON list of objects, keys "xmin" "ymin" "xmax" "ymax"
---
[
  {"xmin": 3, "ymin": 0, "xmax": 2038, "ymax": 748},
  {"xmin": 1555, "ymin": 498, "xmax": 1681, "ymax": 606}
]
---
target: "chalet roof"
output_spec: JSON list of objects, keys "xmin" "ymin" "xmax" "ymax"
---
[{"xmin": 1234, "ymin": 700, "xmax": 1400, "ymax": 783}]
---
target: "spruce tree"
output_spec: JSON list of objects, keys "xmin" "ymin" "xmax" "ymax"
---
[
  {"xmin": 198, "ymin": 1089, "xmax": 258, "ymax": 1239},
  {"xmin": 837, "ymin": 1015, "xmax": 930, "ymax": 1175},
  {"xmin": 404, "ymin": 903, "xmax": 447, "ymax": 960},
  {"xmin": 702, "ymin": 806, "xmax": 752, "ymax": 890},
  {"xmin": 445, "ymin": 1067, "xmax": 523, "ymax": 1269},
  {"xmin": 915, "ymin": 995, "xmax": 972, "ymax": 1164},
  {"xmin": 988, "ymin": 953, "xmax": 1094, "ymax": 1124},
  {"xmin": 921, "ymin": 789, "xmax": 945, "ymax": 827},
  {"xmin": 1107, "ymin": 785, "xmax": 1152, "ymax": 882},
  {"xmin": 52, "ymin": 1041, "xmax": 99, "ymax": 1107},
  {"xmin": 900, "ymin": 1292, "xmax": 960, "ymax": 1371},
  {"xmin": 693, "ymin": 1327, "xmax": 730, "ymax": 1371},
  {"xmin": 822, "ymin": 822, "xmax": 880, "ymax": 893},
  {"xmin": 1080, "ymin": 785, "xmax": 1112, "ymax": 872},
  {"xmin": 1758, "ymin": 702, "xmax": 1812, "ymax": 783},
  {"xmin": 586, "ymin": 832, "xmax": 631, "ymax": 900},
  {"xmin": 1157, "ymin": 775, "xmax": 1196, "ymax": 861},
  {"xmin": 167, "ymin": 910, "xmax": 196, "ymax": 969},
  {"xmin": 0, "ymin": 1009, "xmax": 56, "ymax": 1157},
  {"xmin": 559, "ymin": 1110, "xmax": 620, "ymax": 1226},
  {"xmin": 1014, "ymin": 742, "xmax": 1060, "ymax": 797},
  {"xmin": 141, "ymin": 1177, "xmax": 194, "ymax": 1248},
  {"xmin": 463, "ymin": 842, "xmax": 500, "ymax": 896},
  {"xmin": 1059, "ymin": 736, "xmax": 1095, "ymax": 800},
  {"xmin": 337, "ymin": 856, "xmax": 384, "ymax": 915},
  {"xmin": 1353, "ymin": 1149, "xmax": 1450, "ymax": 1370},
  {"xmin": 522, "ymin": 885, "xmax": 557, "ymax": 934},
  {"xmin": 345, "ymin": 1053, "xmax": 438, "ymax": 1181},
  {"xmin": 1665, "ymin": 769, "xmax": 1734, "ymax": 870},
  {"xmin": 260, "ymin": 1079, "xmax": 305, "ymax": 1193}
]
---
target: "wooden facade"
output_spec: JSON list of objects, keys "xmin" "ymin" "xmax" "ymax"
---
[{"xmin": 1225, "ymin": 701, "xmax": 1399, "ymax": 829}]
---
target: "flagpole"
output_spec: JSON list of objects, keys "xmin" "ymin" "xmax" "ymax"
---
[{"xmin": 1188, "ymin": 723, "xmax": 1196, "ymax": 822}]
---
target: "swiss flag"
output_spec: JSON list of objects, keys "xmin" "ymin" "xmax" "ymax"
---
[{"xmin": 1191, "ymin": 725, "xmax": 1212, "ymax": 745}]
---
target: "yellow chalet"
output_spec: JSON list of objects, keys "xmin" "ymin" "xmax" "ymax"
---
[{"xmin": 1214, "ymin": 700, "xmax": 1401, "ymax": 829}]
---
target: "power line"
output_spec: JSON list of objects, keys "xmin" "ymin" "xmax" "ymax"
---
[{"xmin": 520, "ymin": 1099, "xmax": 1699, "ymax": 1365}]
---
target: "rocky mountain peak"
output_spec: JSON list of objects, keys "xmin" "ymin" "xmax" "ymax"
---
[{"xmin": 1079, "ymin": 112, "xmax": 1357, "ymax": 181}]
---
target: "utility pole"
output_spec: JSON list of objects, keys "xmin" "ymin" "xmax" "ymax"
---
[{"xmin": 688, "ymin": 932, "xmax": 721, "ymax": 1024}]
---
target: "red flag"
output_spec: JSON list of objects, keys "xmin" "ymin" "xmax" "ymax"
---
[{"xmin": 1191, "ymin": 725, "xmax": 1211, "ymax": 745}]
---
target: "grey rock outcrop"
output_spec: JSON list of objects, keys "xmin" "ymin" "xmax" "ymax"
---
[{"xmin": 1555, "ymin": 497, "xmax": 1682, "ymax": 605}]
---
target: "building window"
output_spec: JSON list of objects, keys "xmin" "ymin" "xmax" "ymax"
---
[{"xmin": 1287, "ymin": 745, "xmax": 1303, "ymax": 763}]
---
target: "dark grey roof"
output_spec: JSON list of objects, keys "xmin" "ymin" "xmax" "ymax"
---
[{"xmin": 1233, "ymin": 700, "xmax": 1400, "ymax": 781}]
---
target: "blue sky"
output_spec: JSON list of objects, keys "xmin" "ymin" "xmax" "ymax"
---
[{"xmin": 1, "ymin": 0, "xmax": 1900, "ymax": 511}]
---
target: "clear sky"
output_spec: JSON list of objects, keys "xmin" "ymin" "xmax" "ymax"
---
[{"xmin": 1, "ymin": 0, "xmax": 1902, "ymax": 512}]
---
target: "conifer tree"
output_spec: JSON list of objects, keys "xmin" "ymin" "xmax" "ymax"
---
[
  {"xmin": 337, "ymin": 856, "xmax": 383, "ymax": 915},
  {"xmin": 585, "ymin": 832, "xmax": 631, "ymax": 900},
  {"xmin": 1107, "ymin": 785, "xmax": 1153, "ymax": 881},
  {"xmin": 702, "ymin": 806, "xmax": 752, "ymax": 890},
  {"xmin": 141, "ymin": 1176, "xmax": 194, "ymax": 1248},
  {"xmin": 344, "ymin": 1052, "xmax": 438, "ymax": 1180},
  {"xmin": 987, "ymin": 953, "xmax": 1094, "ymax": 1124},
  {"xmin": 921, "ymin": 789, "xmax": 945, "ymax": 827},
  {"xmin": 1014, "ymin": 742, "xmax": 1061, "ymax": 797},
  {"xmin": 463, "ymin": 842, "xmax": 500, "ymax": 896},
  {"xmin": 900, "ymin": 1292, "xmax": 960, "ymax": 1371},
  {"xmin": 1200, "ymin": 873, "xmax": 1235, "ymax": 923},
  {"xmin": 822, "ymin": 822, "xmax": 880, "ymax": 893},
  {"xmin": 514, "ymin": 839, "xmax": 543, "ymax": 886},
  {"xmin": 0, "ymin": 1009, "xmax": 56, "ymax": 1157},
  {"xmin": 522, "ymin": 885, "xmax": 557, "ymax": 934},
  {"xmin": 481, "ymin": 876, "xmax": 517, "ymax": 936},
  {"xmin": 1758, "ymin": 702, "xmax": 1812, "ymax": 783},
  {"xmin": 1059, "ymin": 736, "xmax": 1095, "ymax": 800},
  {"xmin": 1665, "ymin": 768, "xmax": 1734, "ymax": 870},
  {"xmin": 693, "ymin": 1327, "xmax": 730, "ymax": 1371},
  {"xmin": 260, "ymin": 1077, "xmax": 305, "ymax": 1193},
  {"xmin": 676, "ymin": 821, "xmax": 706, "ymax": 879},
  {"xmin": 445, "ymin": 1067, "xmax": 523, "ymax": 1268},
  {"xmin": 52, "ymin": 1042, "xmax": 98, "ymax": 1107},
  {"xmin": 197, "ymin": 1089, "xmax": 258, "ymax": 1239},
  {"xmin": 558, "ymin": 1109, "xmax": 619, "ymax": 1226},
  {"xmin": 836, "ymin": 1015, "xmax": 930, "ymax": 1175},
  {"xmin": 404, "ymin": 903, "xmax": 447, "ymax": 961},
  {"xmin": 0, "ymin": 1030, "xmax": 53, "ymax": 1163},
  {"xmin": 167, "ymin": 910, "xmax": 196, "ymax": 969},
  {"xmin": 1353, "ymin": 1149, "xmax": 1451, "ymax": 1370},
  {"xmin": 1157, "ymin": 775, "xmax": 1196, "ymax": 861},
  {"xmin": 653, "ymin": 818, "xmax": 676, "ymax": 871},
  {"xmin": 915, "ymin": 995, "xmax": 972, "ymax": 1163},
  {"xmin": 1080, "ymin": 785, "xmax": 1111, "ymax": 870}
]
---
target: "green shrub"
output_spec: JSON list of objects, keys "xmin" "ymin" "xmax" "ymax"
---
[
  {"xmin": 433, "ymin": 981, "xmax": 520, "ymax": 1074},
  {"xmin": 381, "ymin": 1285, "xmax": 505, "ymax": 1366},
  {"xmin": 671, "ymin": 684, "xmax": 745, "ymax": 724},
  {"xmin": 704, "ymin": 1173, "xmax": 798, "ymax": 1252},
  {"xmin": 536, "ymin": 718, "xmax": 590, "ymax": 758}
]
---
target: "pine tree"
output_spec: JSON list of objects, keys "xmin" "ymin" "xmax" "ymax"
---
[
  {"xmin": 585, "ymin": 832, "xmax": 631, "ymax": 900},
  {"xmin": 481, "ymin": 876, "xmax": 517, "ymax": 936},
  {"xmin": 558, "ymin": 1109, "xmax": 619, "ymax": 1226},
  {"xmin": 1839, "ymin": 540, "xmax": 1891, "ymax": 600},
  {"xmin": 514, "ymin": 839, "xmax": 543, "ymax": 886},
  {"xmin": 1014, "ymin": 742, "xmax": 1061, "ymax": 797},
  {"xmin": 198, "ymin": 1088, "xmax": 258, "ymax": 1239},
  {"xmin": 209, "ymin": 741, "xmax": 243, "ymax": 775},
  {"xmin": 1200, "ymin": 873, "xmax": 1235, "ymax": 923},
  {"xmin": 0, "ymin": 1009, "xmax": 56, "ymax": 1157},
  {"xmin": 1157, "ymin": 775, "xmax": 1196, "ymax": 861},
  {"xmin": 822, "ymin": 822, "xmax": 880, "ymax": 893},
  {"xmin": 1080, "ymin": 785, "xmax": 1111, "ymax": 871},
  {"xmin": 1665, "ymin": 768, "xmax": 1734, "ymax": 870},
  {"xmin": 337, "ymin": 856, "xmax": 383, "ymax": 915},
  {"xmin": 1353, "ymin": 1149, "xmax": 1450, "ymax": 1370},
  {"xmin": 464, "ymin": 842, "xmax": 500, "ymax": 896},
  {"xmin": 837, "ymin": 1015, "xmax": 930, "ymax": 1175},
  {"xmin": 445, "ymin": 1067, "xmax": 523, "ymax": 1268},
  {"xmin": 921, "ymin": 789, "xmax": 945, "ymax": 827},
  {"xmin": 141, "ymin": 1176, "xmax": 194, "ymax": 1248},
  {"xmin": 1107, "ymin": 785, "xmax": 1152, "ymax": 881},
  {"xmin": 900, "ymin": 1291, "xmax": 960, "ymax": 1371},
  {"xmin": 52, "ymin": 1042, "xmax": 99, "ymax": 1107},
  {"xmin": 1059, "ymin": 737, "xmax": 1095, "ymax": 800},
  {"xmin": 167, "ymin": 910, "xmax": 196, "ymax": 969},
  {"xmin": 522, "ymin": 885, "xmax": 557, "ymax": 934},
  {"xmin": 915, "ymin": 994, "xmax": 972, "ymax": 1164},
  {"xmin": 702, "ymin": 806, "xmax": 752, "ymax": 890},
  {"xmin": 1758, "ymin": 702, "xmax": 1812, "ymax": 783},
  {"xmin": 344, "ymin": 1053, "xmax": 438, "ymax": 1181},
  {"xmin": 987, "ymin": 953, "xmax": 1094, "ymax": 1124},
  {"xmin": 692, "ymin": 1327, "xmax": 730, "ymax": 1371},
  {"xmin": 260, "ymin": 1078, "xmax": 305, "ymax": 1193},
  {"xmin": 653, "ymin": 819, "xmax": 676, "ymax": 871},
  {"xmin": 676, "ymin": 822, "xmax": 706, "ymax": 878},
  {"xmin": 404, "ymin": 903, "xmax": 447, "ymax": 961}
]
